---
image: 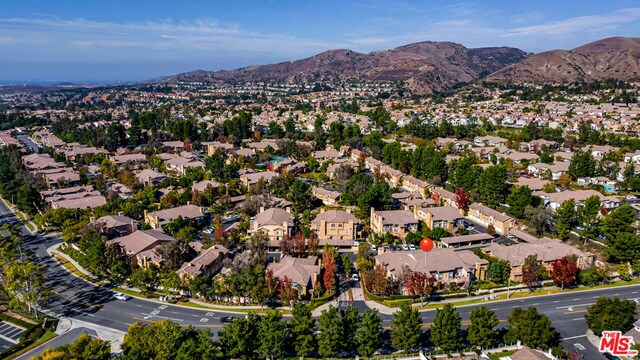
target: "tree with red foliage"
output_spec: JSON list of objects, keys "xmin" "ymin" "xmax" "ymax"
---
[
  {"xmin": 183, "ymin": 138, "xmax": 191, "ymax": 152},
  {"xmin": 280, "ymin": 235, "xmax": 293, "ymax": 255},
  {"xmin": 278, "ymin": 275, "xmax": 298, "ymax": 308},
  {"xmin": 549, "ymin": 255, "xmax": 579, "ymax": 290},
  {"xmin": 522, "ymin": 255, "xmax": 539, "ymax": 293},
  {"xmin": 213, "ymin": 227, "xmax": 227, "ymax": 244},
  {"xmin": 369, "ymin": 264, "xmax": 391, "ymax": 296},
  {"xmin": 323, "ymin": 250, "xmax": 336, "ymax": 293},
  {"xmin": 455, "ymin": 187, "xmax": 470, "ymax": 213},
  {"xmin": 265, "ymin": 269, "xmax": 277, "ymax": 295},
  {"xmin": 292, "ymin": 232, "xmax": 306, "ymax": 257},
  {"xmin": 404, "ymin": 271, "xmax": 435, "ymax": 306}
]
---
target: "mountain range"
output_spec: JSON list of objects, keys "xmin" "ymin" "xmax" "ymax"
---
[{"xmin": 160, "ymin": 37, "xmax": 640, "ymax": 94}]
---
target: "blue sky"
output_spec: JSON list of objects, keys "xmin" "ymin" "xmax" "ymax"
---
[{"xmin": 1, "ymin": 1, "xmax": 639, "ymax": 83}]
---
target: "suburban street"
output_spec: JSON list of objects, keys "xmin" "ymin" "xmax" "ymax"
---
[{"xmin": 1, "ymin": 199, "xmax": 634, "ymax": 358}]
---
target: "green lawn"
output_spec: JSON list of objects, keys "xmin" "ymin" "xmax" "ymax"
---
[
  {"xmin": 11, "ymin": 330, "xmax": 57, "ymax": 359},
  {"xmin": 489, "ymin": 349, "xmax": 517, "ymax": 359}
]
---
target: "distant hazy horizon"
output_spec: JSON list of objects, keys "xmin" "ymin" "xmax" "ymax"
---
[{"xmin": 1, "ymin": 0, "xmax": 639, "ymax": 83}]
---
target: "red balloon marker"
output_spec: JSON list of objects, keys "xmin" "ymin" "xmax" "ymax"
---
[{"xmin": 420, "ymin": 238, "xmax": 434, "ymax": 252}]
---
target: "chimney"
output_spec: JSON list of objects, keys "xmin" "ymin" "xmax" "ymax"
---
[
  {"xmin": 89, "ymin": 216, "xmax": 96, "ymax": 224},
  {"xmin": 285, "ymin": 206, "xmax": 291, "ymax": 213},
  {"xmin": 131, "ymin": 220, "xmax": 137, "ymax": 231},
  {"xmin": 118, "ymin": 211, "xmax": 124, "ymax": 216},
  {"xmin": 346, "ymin": 208, "xmax": 351, "ymax": 214},
  {"xmin": 259, "ymin": 206, "xmax": 265, "ymax": 213}
]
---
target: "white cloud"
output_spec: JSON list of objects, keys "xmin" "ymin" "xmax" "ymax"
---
[{"xmin": 0, "ymin": 16, "xmax": 343, "ymax": 59}]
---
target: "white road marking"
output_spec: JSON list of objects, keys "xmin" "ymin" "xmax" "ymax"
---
[
  {"xmin": 562, "ymin": 335, "xmax": 587, "ymax": 340},
  {"xmin": 556, "ymin": 303, "xmax": 592, "ymax": 309},
  {"xmin": 553, "ymin": 300, "xmax": 560, "ymax": 303},
  {"xmin": 200, "ymin": 318, "xmax": 209, "ymax": 323},
  {"xmin": 572, "ymin": 318, "xmax": 583, "ymax": 321}
]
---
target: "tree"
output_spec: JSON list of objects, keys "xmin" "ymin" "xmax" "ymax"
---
[
  {"xmin": 467, "ymin": 306, "xmax": 499, "ymax": 349},
  {"xmin": 430, "ymin": 303, "xmax": 462, "ymax": 352},
  {"xmin": 122, "ymin": 320, "xmax": 220, "ymax": 360},
  {"xmin": 357, "ymin": 309, "xmax": 383, "ymax": 357},
  {"xmin": 217, "ymin": 314, "xmax": 260, "ymax": 358},
  {"xmin": 290, "ymin": 304, "xmax": 316, "ymax": 357},
  {"xmin": 323, "ymin": 249, "xmax": 336, "ymax": 293},
  {"xmin": 600, "ymin": 204, "xmax": 637, "ymax": 241},
  {"xmin": 340, "ymin": 306, "xmax": 362, "ymax": 353},
  {"xmin": 549, "ymin": 256, "xmax": 579, "ymax": 290},
  {"xmin": 341, "ymin": 253, "xmax": 353, "ymax": 276},
  {"xmin": 487, "ymin": 259, "xmax": 510, "ymax": 284},
  {"xmin": 506, "ymin": 185, "xmax": 533, "ymax": 218},
  {"xmin": 369, "ymin": 264, "xmax": 391, "ymax": 296},
  {"xmin": 450, "ymin": 156, "xmax": 483, "ymax": 192},
  {"xmin": 568, "ymin": 150, "xmax": 596, "ymax": 179},
  {"xmin": 554, "ymin": 199, "xmax": 575, "ymax": 241},
  {"xmin": 525, "ymin": 205, "xmax": 553, "ymax": 236},
  {"xmin": 257, "ymin": 310, "xmax": 287, "ymax": 360},
  {"xmin": 288, "ymin": 179, "xmax": 310, "ymax": 213},
  {"xmin": 577, "ymin": 195, "xmax": 601, "ymax": 241},
  {"xmin": 505, "ymin": 307, "xmax": 555, "ymax": 349},
  {"xmin": 3, "ymin": 261, "xmax": 51, "ymax": 319},
  {"xmin": 317, "ymin": 306, "xmax": 342, "ymax": 358},
  {"xmin": 585, "ymin": 296, "xmax": 637, "ymax": 335},
  {"xmin": 556, "ymin": 174, "xmax": 573, "ymax": 188},
  {"xmin": 542, "ymin": 182, "xmax": 557, "ymax": 193},
  {"xmin": 605, "ymin": 232, "xmax": 640, "ymax": 263},
  {"xmin": 476, "ymin": 165, "xmax": 508, "ymax": 208},
  {"xmin": 391, "ymin": 302, "xmax": 423, "ymax": 352},
  {"xmin": 522, "ymin": 255, "xmax": 542, "ymax": 292},
  {"xmin": 278, "ymin": 276, "xmax": 298, "ymax": 308},
  {"xmin": 33, "ymin": 333, "xmax": 111, "ymax": 360},
  {"xmin": 455, "ymin": 187, "xmax": 471, "ymax": 213},
  {"xmin": 404, "ymin": 271, "xmax": 435, "ymax": 306}
]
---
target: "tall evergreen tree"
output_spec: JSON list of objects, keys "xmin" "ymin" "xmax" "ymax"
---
[
  {"xmin": 317, "ymin": 306, "xmax": 342, "ymax": 358},
  {"xmin": 357, "ymin": 309, "xmax": 383, "ymax": 357},
  {"xmin": 391, "ymin": 302, "xmax": 423, "ymax": 352},
  {"xmin": 467, "ymin": 306, "xmax": 499, "ymax": 349},
  {"xmin": 290, "ymin": 304, "xmax": 316, "ymax": 357},
  {"xmin": 430, "ymin": 303, "xmax": 462, "ymax": 352}
]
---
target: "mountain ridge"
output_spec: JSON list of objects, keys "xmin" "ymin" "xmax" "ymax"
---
[
  {"xmin": 158, "ymin": 37, "xmax": 640, "ymax": 93},
  {"xmin": 159, "ymin": 41, "xmax": 530, "ymax": 94}
]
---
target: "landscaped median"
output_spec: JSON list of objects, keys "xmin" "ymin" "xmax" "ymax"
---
[{"xmin": 363, "ymin": 275, "xmax": 640, "ymax": 311}]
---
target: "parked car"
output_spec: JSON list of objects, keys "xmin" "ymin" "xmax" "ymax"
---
[
  {"xmin": 370, "ymin": 244, "xmax": 377, "ymax": 251},
  {"xmin": 408, "ymin": 244, "xmax": 416, "ymax": 250},
  {"xmin": 351, "ymin": 273, "xmax": 359, "ymax": 282},
  {"xmin": 465, "ymin": 222, "xmax": 475, "ymax": 231},
  {"xmin": 113, "ymin": 293, "xmax": 130, "ymax": 301},
  {"xmin": 401, "ymin": 244, "xmax": 409, "ymax": 251}
]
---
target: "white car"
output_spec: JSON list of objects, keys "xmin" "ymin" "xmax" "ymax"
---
[
  {"xmin": 114, "ymin": 293, "xmax": 130, "ymax": 301},
  {"xmin": 351, "ymin": 274, "xmax": 359, "ymax": 282}
]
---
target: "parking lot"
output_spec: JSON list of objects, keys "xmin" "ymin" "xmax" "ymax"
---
[{"xmin": 0, "ymin": 321, "xmax": 25, "ymax": 349}]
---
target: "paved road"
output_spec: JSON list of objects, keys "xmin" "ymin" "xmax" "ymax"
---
[
  {"xmin": 2, "ymin": 200, "xmax": 635, "ymax": 358},
  {"xmin": 16, "ymin": 135, "xmax": 39, "ymax": 153}
]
